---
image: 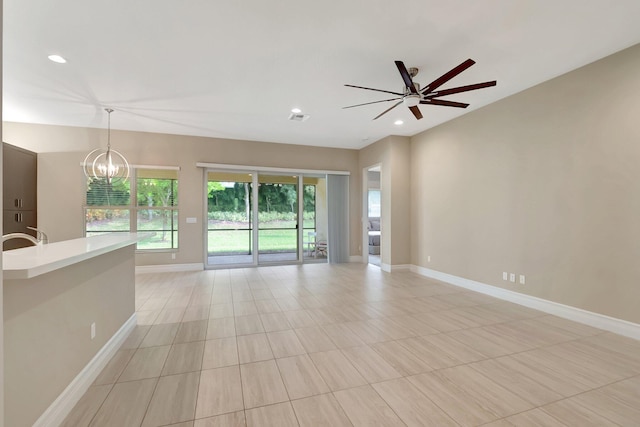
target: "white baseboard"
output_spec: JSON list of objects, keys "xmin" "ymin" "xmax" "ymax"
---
[
  {"xmin": 411, "ymin": 265, "xmax": 640, "ymax": 341},
  {"xmin": 349, "ymin": 256, "xmax": 363, "ymax": 263},
  {"xmin": 136, "ymin": 263, "xmax": 204, "ymax": 274},
  {"xmin": 379, "ymin": 263, "xmax": 411, "ymax": 273},
  {"xmin": 34, "ymin": 314, "xmax": 138, "ymax": 427}
]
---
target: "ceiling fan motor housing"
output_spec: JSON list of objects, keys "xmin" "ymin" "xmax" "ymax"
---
[{"xmin": 403, "ymin": 94, "xmax": 421, "ymax": 107}]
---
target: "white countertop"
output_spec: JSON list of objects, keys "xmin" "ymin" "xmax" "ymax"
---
[{"xmin": 3, "ymin": 233, "xmax": 147, "ymax": 280}]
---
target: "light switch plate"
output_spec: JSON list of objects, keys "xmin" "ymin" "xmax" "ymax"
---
[
  {"xmin": 509, "ymin": 273, "xmax": 516, "ymax": 282},
  {"xmin": 186, "ymin": 217, "xmax": 197, "ymax": 224}
]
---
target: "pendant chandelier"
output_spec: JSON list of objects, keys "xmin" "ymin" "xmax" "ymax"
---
[{"xmin": 83, "ymin": 108, "xmax": 130, "ymax": 185}]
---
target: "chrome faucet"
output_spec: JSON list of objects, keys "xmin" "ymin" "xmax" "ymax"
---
[
  {"xmin": 27, "ymin": 227, "xmax": 49, "ymax": 244},
  {"xmin": 2, "ymin": 233, "xmax": 41, "ymax": 246}
]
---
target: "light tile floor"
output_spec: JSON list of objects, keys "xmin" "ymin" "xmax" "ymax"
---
[{"xmin": 63, "ymin": 263, "xmax": 640, "ymax": 426}]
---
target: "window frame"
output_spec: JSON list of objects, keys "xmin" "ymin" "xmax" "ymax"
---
[{"xmin": 83, "ymin": 167, "xmax": 180, "ymax": 252}]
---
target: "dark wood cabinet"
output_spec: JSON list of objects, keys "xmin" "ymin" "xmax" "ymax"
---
[
  {"xmin": 3, "ymin": 142, "xmax": 38, "ymax": 250},
  {"xmin": 3, "ymin": 210, "xmax": 37, "ymax": 250}
]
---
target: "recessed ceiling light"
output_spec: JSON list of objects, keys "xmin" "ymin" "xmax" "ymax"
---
[
  {"xmin": 48, "ymin": 54, "xmax": 67, "ymax": 64},
  {"xmin": 291, "ymin": 108, "xmax": 302, "ymax": 114},
  {"xmin": 394, "ymin": 120, "xmax": 404, "ymax": 126}
]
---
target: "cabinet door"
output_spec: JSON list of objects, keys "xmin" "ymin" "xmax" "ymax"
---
[
  {"xmin": 3, "ymin": 143, "xmax": 37, "ymax": 210},
  {"xmin": 3, "ymin": 210, "xmax": 37, "ymax": 250}
]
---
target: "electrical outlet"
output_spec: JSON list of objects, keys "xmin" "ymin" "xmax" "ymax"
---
[
  {"xmin": 171, "ymin": 253, "xmax": 176, "ymax": 260},
  {"xmin": 519, "ymin": 275, "xmax": 526, "ymax": 285},
  {"xmin": 502, "ymin": 272, "xmax": 508, "ymax": 281},
  {"xmin": 427, "ymin": 256, "xmax": 431, "ymax": 263},
  {"xmin": 91, "ymin": 322, "xmax": 96, "ymax": 340},
  {"xmin": 509, "ymin": 273, "xmax": 516, "ymax": 283}
]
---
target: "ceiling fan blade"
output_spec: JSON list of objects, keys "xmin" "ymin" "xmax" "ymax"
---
[
  {"xmin": 344, "ymin": 84, "xmax": 403, "ymax": 96},
  {"xmin": 395, "ymin": 61, "xmax": 418, "ymax": 94},
  {"xmin": 409, "ymin": 106, "xmax": 423, "ymax": 120},
  {"xmin": 373, "ymin": 101, "xmax": 403, "ymax": 120},
  {"xmin": 427, "ymin": 81, "xmax": 497, "ymax": 98},
  {"xmin": 420, "ymin": 99, "xmax": 469, "ymax": 108},
  {"xmin": 342, "ymin": 97, "xmax": 402, "ymax": 109},
  {"xmin": 422, "ymin": 59, "xmax": 476, "ymax": 94}
]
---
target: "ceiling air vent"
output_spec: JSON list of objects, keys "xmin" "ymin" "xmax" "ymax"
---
[{"xmin": 288, "ymin": 113, "xmax": 310, "ymax": 122}]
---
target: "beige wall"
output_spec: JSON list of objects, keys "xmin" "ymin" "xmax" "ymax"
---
[
  {"xmin": 411, "ymin": 43, "xmax": 640, "ymax": 324},
  {"xmin": 2, "ymin": 123, "xmax": 360, "ymax": 266},
  {"xmin": 4, "ymin": 245, "xmax": 135, "ymax": 426},
  {"xmin": 359, "ymin": 135, "xmax": 411, "ymax": 266}
]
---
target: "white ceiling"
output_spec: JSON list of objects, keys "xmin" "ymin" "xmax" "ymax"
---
[{"xmin": 3, "ymin": 0, "xmax": 640, "ymax": 150}]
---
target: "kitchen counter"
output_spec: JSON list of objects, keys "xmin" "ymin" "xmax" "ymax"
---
[
  {"xmin": 3, "ymin": 233, "xmax": 143, "ymax": 426},
  {"xmin": 3, "ymin": 232, "xmax": 148, "ymax": 279}
]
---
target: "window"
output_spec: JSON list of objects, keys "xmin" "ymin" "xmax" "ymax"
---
[
  {"xmin": 368, "ymin": 189, "xmax": 380, "ymax": 217},
  {"xmin": 84, "ymin": 168, "xmax": 179, "ymax": 250}
]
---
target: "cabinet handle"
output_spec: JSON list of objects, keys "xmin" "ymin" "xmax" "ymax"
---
[
  {"xmin": 15, "ymin": 199, "xmax": 19, "ymax": 208},
  {"xmin": 15, "ymin": 213, "xmax": 19, "ymax": 222},
  {"xmin": 20, "ymin": 199, "xmax": 23, "ymax": 208},
  {"xmin": 19, "ymin": 213, "xmax": 23, "ymax": 222}
]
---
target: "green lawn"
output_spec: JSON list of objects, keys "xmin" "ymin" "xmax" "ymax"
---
[
  {"xmin": 85, "ymin": 215, "xmax": 314, "ymax": 252},
  {"xmin": 208, "ymin": 228, "xmax": 314, "ymax": 254},
  {"xmin": 86, "ymin": 214, "xmax": 178, "ymax": 250}
]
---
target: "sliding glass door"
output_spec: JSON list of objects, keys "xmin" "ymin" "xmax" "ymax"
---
[
  {"xmin": 257, "ymin": 174, "xmax": 299, "ymax": 263},
  {"xmin": 302, "ymin": 175, "xmax": 328, "ymax": 262},
  {"xmin": 206, "ymin": 171, "xmax": 254, "ymax": 267},
  {"xmin": 205, "ymin": 168, "xmax": 330, "ymax": 268}
]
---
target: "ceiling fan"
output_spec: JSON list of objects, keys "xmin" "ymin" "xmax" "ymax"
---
[{"xmin": 344, "ymin": 59, "xmax": 497, "ymax": 120}]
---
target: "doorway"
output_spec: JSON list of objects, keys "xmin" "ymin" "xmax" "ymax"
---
[
  {"xmin": 257, "ymin": 174, "xmax": 299, "ymax": 263},
  {"xmin": 206, "ymin": 170, "xmax": 254, "ymax": 267},
  {"xmin": 205, "ymin": 168, "xmax": 328, "ymax": 268},
  {"xmin": 363, "ymin": 165, "xmax": 381, "ymax": 267}
]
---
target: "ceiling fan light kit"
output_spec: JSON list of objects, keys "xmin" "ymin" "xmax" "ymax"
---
[
  {"xmin": 344, "ymin": 58, "xmax": 497, "ymax": 120},
  {"xmin": 403, "ymin": 94, "xmax": 421, "ymax": 107}
]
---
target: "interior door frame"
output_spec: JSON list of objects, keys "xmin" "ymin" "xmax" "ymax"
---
[{"xmin": 362, "ymin": 163, "xmax": 382, "ymax": 266}]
